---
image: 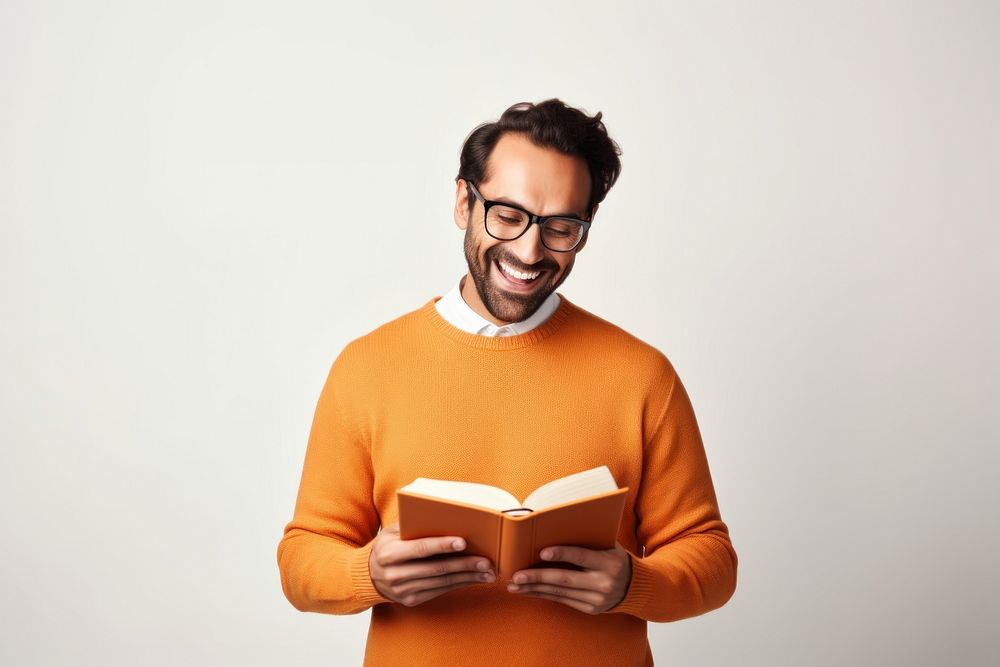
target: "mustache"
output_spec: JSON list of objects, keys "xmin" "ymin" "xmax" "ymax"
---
[{"xmin": 489, "ymin": 250, "xmax": 556, "ymax": 274}]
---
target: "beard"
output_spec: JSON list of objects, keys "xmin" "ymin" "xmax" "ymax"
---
[{"xmin": 463, "ymin": 225, "xmax": 571, "ymax": 324}]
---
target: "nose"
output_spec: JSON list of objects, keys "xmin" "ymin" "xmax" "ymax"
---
[{"xmin": 506, "ymin": 221, "xmax": 546, "ymax": 266}]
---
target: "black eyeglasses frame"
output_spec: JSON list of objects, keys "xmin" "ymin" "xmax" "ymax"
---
[{"xmin": 465, "ymin": 180, "xmax": 592, "ymax": 253}]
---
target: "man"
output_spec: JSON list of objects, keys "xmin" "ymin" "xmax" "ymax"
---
[{"xmin": 277, "ymin": 99, "xmax": 737, "ymax": 666}]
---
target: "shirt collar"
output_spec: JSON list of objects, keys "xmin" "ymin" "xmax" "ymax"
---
[{"xmin": 435, "ymin": 275, "xmax": 561, "ymax": 337}]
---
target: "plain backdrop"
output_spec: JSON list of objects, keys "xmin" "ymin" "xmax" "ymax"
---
[{"xmin": 2, "ymin": 1, "xmax": 998, "ymax": 665}]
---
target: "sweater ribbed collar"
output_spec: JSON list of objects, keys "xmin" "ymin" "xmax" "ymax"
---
[{"xmin": 422, "ymin": 292, "xmax": 576, "ymax": 350}]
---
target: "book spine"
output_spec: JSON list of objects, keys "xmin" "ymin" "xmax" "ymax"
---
[{"xmin": 498, "ymin": 516, "xmax": 533, "ymax": 580}]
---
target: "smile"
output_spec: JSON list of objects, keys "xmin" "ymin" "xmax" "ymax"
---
[
  {"xmin": 494, "ymin": 259, "xmax": 544, "ymax": 290},
  {"xmin": 498, "ymin": 260, "xmax": 540, "ymax": 281}
]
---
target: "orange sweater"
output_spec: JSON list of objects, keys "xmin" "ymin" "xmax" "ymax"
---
[{"xmin": 277, "ymin": 294, "xmax": 737, "ymax": 666}]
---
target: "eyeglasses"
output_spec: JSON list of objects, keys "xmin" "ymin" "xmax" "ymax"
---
[{"xmin": 466, "ymin": 181, "xmax": 591, "ymax": 253}]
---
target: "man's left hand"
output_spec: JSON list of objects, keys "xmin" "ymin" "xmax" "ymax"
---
[{"xmin": 506, "ymin": 543, "xmax": 633, "ymax": 614}]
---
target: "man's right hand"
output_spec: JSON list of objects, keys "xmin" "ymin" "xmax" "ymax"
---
[{"xmin": 369, "ymin": 522, "xmax": 496, "ymax": 607}]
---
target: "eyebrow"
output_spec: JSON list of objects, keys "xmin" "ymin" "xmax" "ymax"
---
[{"xmin": 492, "ymin": 195, "xmax": 587, "ymax": 220}]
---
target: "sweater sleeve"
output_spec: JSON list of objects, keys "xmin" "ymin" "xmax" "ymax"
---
[
  {"xmin": 276, "ymin": 344, "xmax": 391, "ymax": 614},
  {"xmin": 606, "ymin": 361, "xmax": 738, "ymax": 622}
]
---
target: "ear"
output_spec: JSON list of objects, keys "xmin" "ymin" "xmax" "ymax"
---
[{"xmin": 454, "ymin": 179, "xmax": 471, "ymax": 231}]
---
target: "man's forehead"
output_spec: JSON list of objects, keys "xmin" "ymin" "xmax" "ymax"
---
[{"xmin": 482, "ymin": 135, "xmax": 592, "ymax": 216}]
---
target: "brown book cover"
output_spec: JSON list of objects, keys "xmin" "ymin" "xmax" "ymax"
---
[{"xmin": 397, "ymin": 466, "xmax": 628, "ymax": 579}]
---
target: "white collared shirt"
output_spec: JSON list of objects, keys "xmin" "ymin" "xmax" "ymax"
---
[{"xmin": 435, "ymin": 276, "xmax": 561, "ymax": 336}]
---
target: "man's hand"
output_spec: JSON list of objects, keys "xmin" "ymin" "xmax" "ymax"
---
[
  {"xmin": 506, "ymin": 543, "xmax": 633, "ymax": 614},
  {"xmin": 369, "ymin": 522, "xmax": 496, "ymax": 607}
]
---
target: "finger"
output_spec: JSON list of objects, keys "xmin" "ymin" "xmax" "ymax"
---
[
  {"xmin": 387, "ymin": 555, "xmax": 494, "ymax": 586},
  {"xmin": 517, "ymin": 590, "xmax": 597, "ymax": 615},
  {"xmin": 399, "ymin": 580, "xmax": 481, "ymax": 608},
  {"xmin": 508, "ymin": 582, "xmax": 604, "ymax": 606},
  {"xmin": 539, "ymin": 545, "xmax": 598, "ymax": 569},
  {"xmin": 381, "ymin": 535, "xmax": 468, "ymax": 565},
  {"xmin": 510, "ymin": 567, "xmax": 595, "ymax": 590},
  {"xmin": 395, "ymin": 569, "xmax": 496, "ymax": 597}
]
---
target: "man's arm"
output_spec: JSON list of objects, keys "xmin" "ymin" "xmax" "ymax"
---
[
  {"xmin": 606, "ymin": 360, "xmax": 738, "ymax": 622},
  {"xmin": 276, "ymin": 345, "xmax": 391, "ymax": 615},
  {"xmin": 506, "ymin": 357, "xmax": 738, "ymax": 619},
  {"xmin": 278, "ymin": 343, "xmax": 501, "ymax": 613}
]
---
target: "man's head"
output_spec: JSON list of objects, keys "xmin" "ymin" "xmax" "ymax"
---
[{"xmin": 453, "ymin": 99, "xmax": 622, "ymax": 325}]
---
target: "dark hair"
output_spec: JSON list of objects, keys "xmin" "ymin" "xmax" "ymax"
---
[{"xmin": 455, "ymin": 98, "xmax": 622, "ymax": 219}]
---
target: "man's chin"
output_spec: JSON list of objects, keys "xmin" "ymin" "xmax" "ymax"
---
[{"xmin": 485, "ymin": 283, "xmax": 551, "ymax": 323}]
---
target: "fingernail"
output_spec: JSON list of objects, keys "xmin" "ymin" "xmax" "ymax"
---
[
  {"xmin": 514, "ymin": 574, "xmax": 527, "ymax": 584},
  {"xmin": 452, "ymin": 539, "xmax": 465, "ymax": 550},
  {"xmin": 476, "ymin": 560, "xmax": 489, "ymax": 571},
  {"xmin": 508, "ymin": 583, "xmax": 519, "ymax": 591},
  {"xmin": 541, "ymin": 550, "xmax": 553, "ymax": 560}
]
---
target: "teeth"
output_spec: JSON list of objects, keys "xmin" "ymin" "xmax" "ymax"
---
[{"xmin": 499, "ymin": 261, "xmax": 540, "ymax": 281}]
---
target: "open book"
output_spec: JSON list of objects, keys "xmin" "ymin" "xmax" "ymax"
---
[{"xmin": 397, "ymin": 466, "xmax": 628, "ymax": 579}]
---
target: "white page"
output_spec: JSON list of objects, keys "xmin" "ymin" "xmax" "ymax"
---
[
  {"xmin": 523, "ymin": 465, "xmax": 618, "ymax": 511},
  {"xmin": 400, "ymin": 478, "xmax": 520, "ymax": 512}
]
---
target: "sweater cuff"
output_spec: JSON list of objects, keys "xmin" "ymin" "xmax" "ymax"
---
[
  {"xmin": 348, "ymin": 539, "xmax": 392, "ymax": 607},
  {"xmin": 605, "ymin": 551, "xmax": 653, "ymax": 616}
]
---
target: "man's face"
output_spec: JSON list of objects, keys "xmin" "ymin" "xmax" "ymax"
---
[{"xmin": 453, "ymin": 132, "xmax": 597, "ymax": 325}]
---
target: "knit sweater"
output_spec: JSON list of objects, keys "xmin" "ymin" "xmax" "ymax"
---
[{"xmin": 277, "ymin": 293, "xmax": 738, "ymax": 666}]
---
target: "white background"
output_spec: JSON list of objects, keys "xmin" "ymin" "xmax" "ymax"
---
[{"xmin": 2, "ymin": 1, "xmax": 998, "ymax": 665}]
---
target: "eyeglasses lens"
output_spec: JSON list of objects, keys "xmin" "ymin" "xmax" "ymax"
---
[{"xmin": 485, "ymin": 206, "xmax": 584, "ymax": 251}]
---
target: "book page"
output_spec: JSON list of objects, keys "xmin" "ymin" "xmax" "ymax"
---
[
  {"xmin": 400, "ymin": 478, "xmax": 520, "ymax": 512},
  {"xmin": 523, "ymin": 465, "xmax": 619, "ymax": 511}
]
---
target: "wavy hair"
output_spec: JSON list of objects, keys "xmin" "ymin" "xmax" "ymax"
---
[{"xmin": 455, "ymin": 98, "xmax": 623, "ymax": 219}]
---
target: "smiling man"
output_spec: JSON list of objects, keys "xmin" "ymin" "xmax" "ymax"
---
[
  {"xmin": 277, "ymin": 99, "xmax": 738, "ymax": 666},
  {"xmin": 455, "ymin": 128, "xmax": 593, "ymax": 327}
]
